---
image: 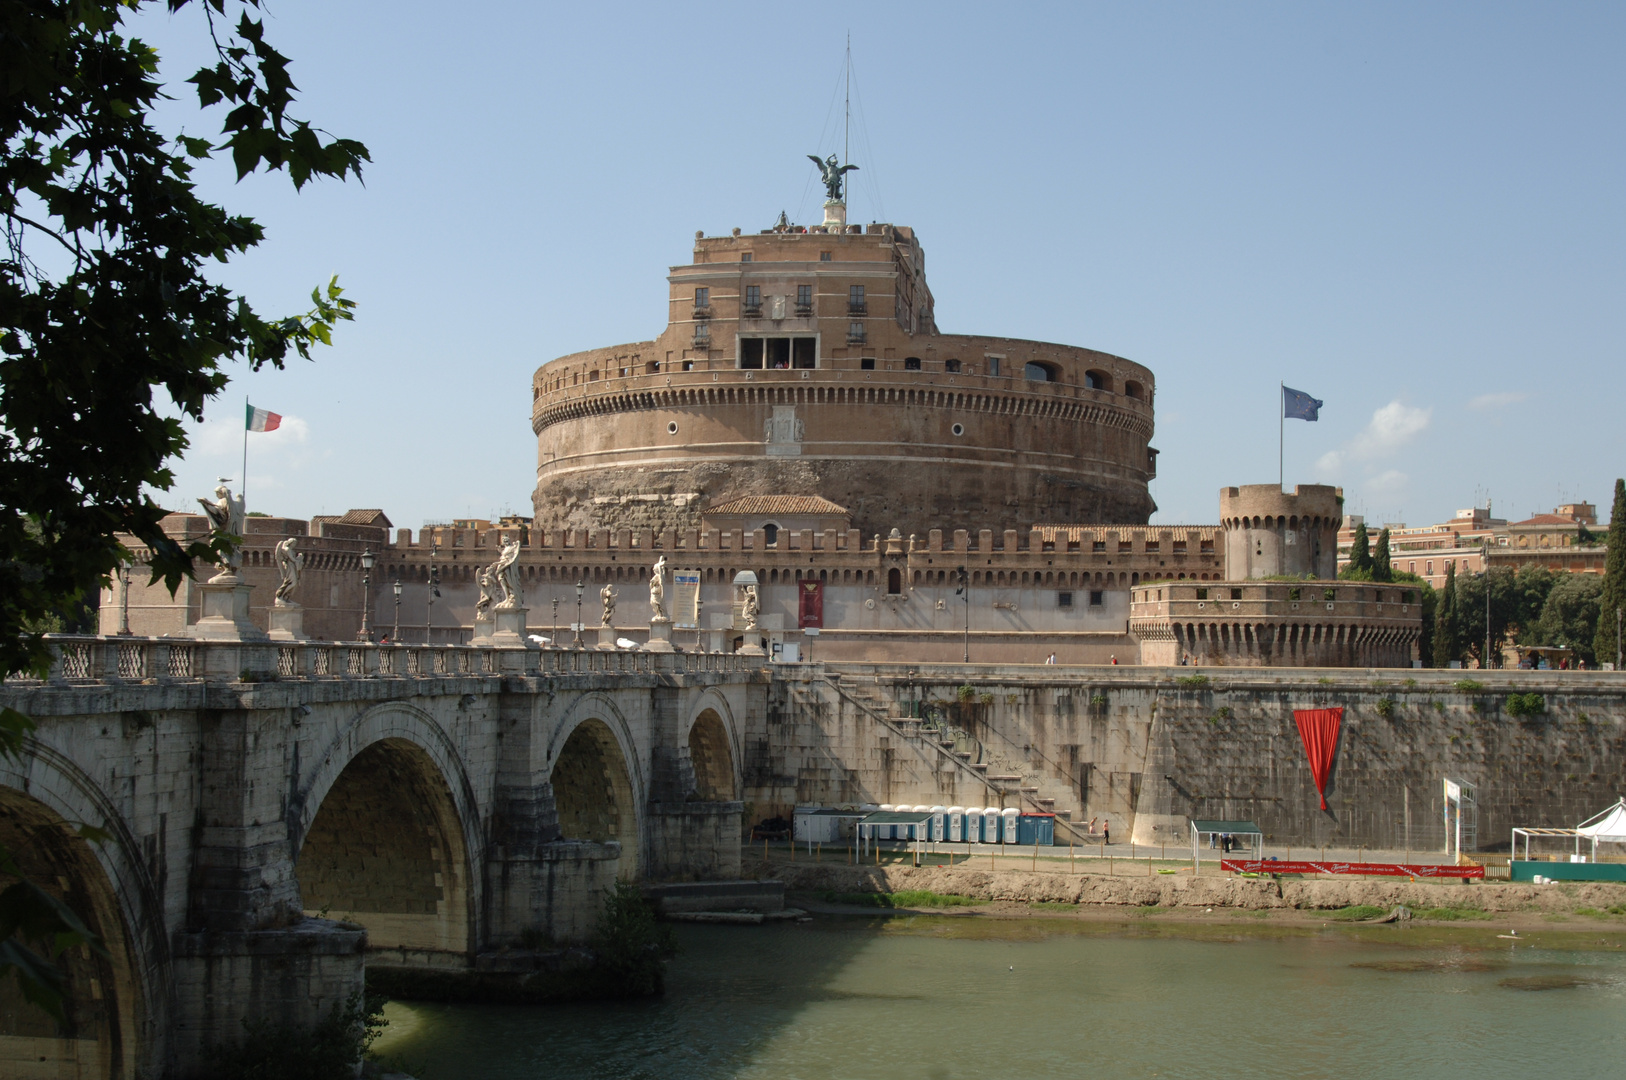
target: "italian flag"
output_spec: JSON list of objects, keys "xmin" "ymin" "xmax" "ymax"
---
[{"xmin": 245, "ymin": 403, "xmax": 282, "ymax": 432}]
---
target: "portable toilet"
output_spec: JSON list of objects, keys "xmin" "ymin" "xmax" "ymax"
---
[
  {"xmin": 966, "ymin": 807, "xmax": 985, "ymax": 844},
  {"xmin": 983, "ymin": 807, "xmax": 1003, "ymax": 844},
  {"xmin": 1002, "ymin": 807, "xmax": 1020, "ymax": 844},
  {"xmin": 879, "ymin": 804, "xmax": 896, "ymax": 840},
  {"xmin": 948, "ymin": 806, "xmax": 966, "ymax": 843},
  {"xmin": 930, "ymin": 805, "xmax": 948, "ymax": 842},
  {"xmin": 1017, "ymin": 813, "xmax": 1057, "ymax": 846},
  {"xmin": 912, "ymin": 805, "xmax": 932, "ymax": 844}
]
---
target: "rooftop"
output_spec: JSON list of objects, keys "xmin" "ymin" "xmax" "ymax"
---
[{"xmin": 703, "ymin": 495, "xmax": 850, "ymax": 517}]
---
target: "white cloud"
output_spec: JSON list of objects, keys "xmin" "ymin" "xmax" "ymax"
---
[
  {"xmin": 1467, "ymin": 391, "xmax": 1527, "ymax": 411},
  {"xmin": 1316, "ymin": 400, "xmax": 1431, "ymax": 475}
]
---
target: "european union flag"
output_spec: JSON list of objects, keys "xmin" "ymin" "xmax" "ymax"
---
[{"xmin": 1282, "ymin": 386, "xmax": 1323, "ymax": 421}]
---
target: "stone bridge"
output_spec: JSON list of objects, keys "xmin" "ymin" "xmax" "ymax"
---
[{"xmin": 0, "ymin": 637, "xmax": 764, "ymax": 1079}]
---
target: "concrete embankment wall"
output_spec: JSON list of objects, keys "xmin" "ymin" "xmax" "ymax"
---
[{"xmin": 760, "ymin": 664, "xmax": 1626, "ymax": 852}]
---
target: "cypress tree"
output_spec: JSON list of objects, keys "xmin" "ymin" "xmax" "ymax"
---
[
  {"xmin": 1348, "ymin": 521, "xmax": 1371, "ymax": 576},
  {"xmin": 1373, "ymin": 527, "xmax": 1392, "ymax": 583},
  {"xmin": 1594, "ymin": 478, "xmax": 1626, "ymax": 668},
  {"xmin": 1433, "ymin": 562, "xmax": 1459, "ymax": 667}
]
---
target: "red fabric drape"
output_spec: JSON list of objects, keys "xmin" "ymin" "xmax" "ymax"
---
[
  {"xmin": 799, "ymin": 582, "xmax": 823, "ymax": 628},
  {"xmin": 1293, "ymin": 707, "xmax": 1343, "ymax": 810}
]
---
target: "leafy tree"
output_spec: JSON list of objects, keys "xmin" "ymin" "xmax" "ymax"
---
[
  {"xmin": 1455, "ymin": 565, "xmax": 1520, "ymax": 669},
  {"xmin": 1534, "ymin": 573, "xmax": 1603, "ymax": 666},
  {"xmin": 2, "ymin": 0, "xmax": 366, "ymax": 685},
  {"xmin": 1347, "ymin": 521, "xmax": 1371, "ymax": 576},
  {"xmin": 1595, "ymin": 479, "xmax": 1626, "ymax": 667},
  {"xmin": 2, "ymin": 0, "xmax": 366, "ymax": 1016},
  {"xmin": 1391, "ymin": 570, "xmax": 1434, "ymax": 667},
  {"xmin": 1432, "ymin": 562, "xmax": 1459, "ymax": 667},
  {"xmin": 1372, "ymin": 527, "xmax": 1392, "ymax": 582}
]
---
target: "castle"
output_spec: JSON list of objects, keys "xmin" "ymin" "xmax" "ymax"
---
[{"xmin": 105, "ymin": 206, "xmax": 1421, "ymax": 667}]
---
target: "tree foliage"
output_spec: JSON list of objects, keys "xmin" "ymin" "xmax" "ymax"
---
[
  {"xmin": 1532, "ymin": 573, "xmax": 1603, "ymax": 665},
  {"xmin": 1372, "ymin": 527, "xmax": 1392, "ymax": 582},
  {"xmin": 1, "ymin": 0, "xmax": 367, "ymax": 683},
  {"xmin": 2, "ymin": 0, "xmax": 365, "ymax": 1017},
  {"xmin": 1347, "ymin": 522, "xmax": 1371, "ymax": 576},
  {"xmin": 1594, "ymin": 478, "xmax": 1626, "ymax": 667},
  {"xmin": 1432, "ymin": 562, "xmax": 1458, "ymax": 667}
]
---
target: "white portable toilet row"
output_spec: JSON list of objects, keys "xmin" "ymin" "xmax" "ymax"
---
[{"xmin": 942, "ymin": 806, "xmax": 1022, "ymax": 843}]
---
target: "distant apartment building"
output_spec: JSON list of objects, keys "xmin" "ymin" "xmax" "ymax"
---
[{"xmin": 1338, "ymin": 501, "xmax": 1608, "ymax": 589}]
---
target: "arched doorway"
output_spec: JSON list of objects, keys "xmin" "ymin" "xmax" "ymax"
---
[
  {"xmin": 297, "ymin": 739, "xmax": 470, "ymax": 955},
  {"xmin": 0, "ymin": 789, "xmax": 141, "ymax": 1079},
  {"xmin": 550, "ymin": 719, "xmax": 639, "ymax": 875},
  {"xmin": 687, "ymin": 710, "xmax": 735, "ymax": 801}
]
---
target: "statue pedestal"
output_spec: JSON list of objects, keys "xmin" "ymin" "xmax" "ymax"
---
[
  {"xmin": 596, "ymin": 625, "xmax": 618, "ymax": 651},
  {"xmin": 488, "ymin": 606, "xmax": 530, "ymax": 648},
  {"xmin": 737, "ymin": 626, "xmax": 766, "ymax": 657},
  {"xmin": 823, "ymin": 199, "xmax": 847, "ymax": 230},
  {"xmin": 187, "ymin": 576, "xmax": 267, "ymax": 642},
  {"xmin": 267, "ymin": 602, "xmax": 307, "ymax": 642},
  {"xmin": 471, "ymin": 614, "xmax": 494, "ymax": 644},
  {"xmin": 644, "ymin": 617, "xmax": 676, "ymax": 654}
]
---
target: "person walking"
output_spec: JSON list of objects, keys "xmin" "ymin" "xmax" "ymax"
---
[{"xmin": 1102, "ymin": 820, "xmax": 1111, "ymax": 845}]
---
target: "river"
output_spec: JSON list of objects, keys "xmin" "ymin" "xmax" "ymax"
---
[{"xmin": 371, "ymin": 915, "xmax": 1626, "ymax": 1079}]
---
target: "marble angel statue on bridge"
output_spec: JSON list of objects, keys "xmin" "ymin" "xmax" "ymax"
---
[
  {"xmin": 491, "ymin": 539, "xmax": 523, "ymax": 610},
  {"xmin": 600, "ymin": 582, "xmax": 617, "ymax": 626},
  {"xmin": 273, "ymin": 537, "xmax": 302, "ymax": 604},
  {"xmin": 649, "ymin": 555, "xmax": 668, "ymax": 621},
  {"xmin": 197, "ymin": 482, "xmax": 246, "ymax": 574}
]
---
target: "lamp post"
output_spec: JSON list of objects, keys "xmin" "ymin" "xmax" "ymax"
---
[
  {"xmin": 1617, "ymin": 605, "xmax": 1622, "ymax": 672},
  {"xmin": 696, "ymin": 594, "xmax": 705, "ymax": 654},
  {"xmin": 1481, "ymin": 541, "xmax": 1492, "ymax": 670},
  {"xmin": 955, "ymin": 566, "xmax": 970, "ymax": 663},
  {"xmin": 391, "ymin": 578, "xmax": 402, "ymax": 644},
  {"xmin": 551, "ymin": 596, "xmax": 560, "ymax": 648},
  {"xmin": 574, "ymin": 579, "xmax": 585, "ymax": 648},
  {"xmin": 359, "ymin": 548, "xmax": 375, "ymax": 641},
  {"xmin": 426, "ymin": 542, "xmax": 440, "ymax": 645},
  {"xmin": 117, "ymin": 563, "xmax": 133, "ymax": 636}
]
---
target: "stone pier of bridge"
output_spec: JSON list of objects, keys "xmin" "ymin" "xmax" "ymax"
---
[{"xmin": 0, "ymin": 638, "xmax": 763, "ymax": 1078}]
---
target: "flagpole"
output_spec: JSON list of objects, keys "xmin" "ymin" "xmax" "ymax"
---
[
  {"xmin": 242, "ymin": 395, "xmax": 250, "ymax": 504},
  {"xmin": 1279, "ymin": 382, "xmax": 1284, "ymax": 490}
]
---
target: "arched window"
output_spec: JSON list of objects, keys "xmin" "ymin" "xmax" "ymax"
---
[
  {"xmin": 1084, "ymin": 369, "xmax": 1111, "ymax": 391},
  {"xmin": 762, "ymin": 523, "xmax": 779, "ymax": 548},
  {"xmin": 904, "ymin": 356, "xmax": 922, "ymax": 371},
  {"xmin": 887, "ymin": 567, "xmax": 902, "ymax": 594},
  {"xmin": 1124, "ymin": 380, "xmax": 1143, "ymax": 399},
  {"xmin": 1024, "ymin": 361, "xmax": 1056, "ymax": 382}
]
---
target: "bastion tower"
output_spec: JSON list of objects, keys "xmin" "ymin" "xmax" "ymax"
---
[{"xmin": 531, "ymin": 208, "xmax": 1159, "ymax": 537}]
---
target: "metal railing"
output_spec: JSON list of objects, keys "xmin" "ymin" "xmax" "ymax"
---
[{"xmin": 6, "ymin": 635, "xmax": 762, "ymax": 685}]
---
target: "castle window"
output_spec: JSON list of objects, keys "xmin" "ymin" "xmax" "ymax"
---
[
  {"xmin": 987, "ymin": 356, "xmax": 1002, "ymax": 376},
  {"xmin": 1172, "ymin": 540, "xmax": 1187, "ymax": 554},
  {"xmin": 694, "ymin": 287, "xmax": 709, "ymax": 307},
  {"xmin": 1092, "ymin": 540, "xmax": 1106, "ymax": 553},
  {"xmin": 1144, "ymin": 540, "xmax": 1159, "ymax": 553},
  {"xmin": 1024, "ymin": 361, "xmax": 1057, "ymax": 382},
  {"xmin": 763, "ymin": 523, "xmax": 779, "ymax": 548},
  {"xmin": 741, "ymin": 253, "xmax": 752, "ymax": 262},
  {"xmin": 744, "ymin": 285, "xmax": 761, "ymax": 311},
  {"xmin": 797, "ymin": 284, "xmax": 812, "ymax": 308},
  {"xmin": 1085, "ymin": 369, "xmax": 1112, "ymax": 391},
  {"xmin": 944, "ymin": 359, "xmax": 961, "ymax": 373},
  {"xmin": 1195, "ymin": 588, "xmax": 1208, "ymax": 600},
  {"xmin": 739, "ymin": 339, "xmax": 764, "ymax": 368},
  {"xmin": 792, "ymin": 338, "xmax": 815, "ymax": 368},
  {"xmin": 1058, "ymin": 591, "xmax": 1073, "ymax": 607},
  {"xmin": 820, "ymin": 251, "xmax": 832, "ymax": 262},
  {"xmin": 904, "ymin": 356, "xmax": 922, "ymax": 371},
  {"xmin": 692, "ymin": 323, "xmax": 710, "ymax": 344},
  {"xmin": 860, "ymin": 356, "xmax": 875, "ymax": 370},
  {"xmin": 887, "ymin": 567, "xmax": 902, "ymax": 594},
  {"xmin": 848, "ymin": 285, "xmax": 866, "ymax": 314},
  {"xmin": 1230, "ymin": 588, "xmax": 1242, "ymax": 600},
  {"xmin": 1089, "ymin": 591, "xmax": 1104, "ymax": 606},
  {"xmin": 1066, "ymin": 539, "xmax": 1079, "ymax": 552},
  {"xmin": 1288, "ymin": 587, "xmax": 1300, "ymax": 600},
  {"xmin": 1125, "ymin": 380, "xmax": 1143, "ymax": 399},
  {"xmin": 1200, "ymin": 539, "xmax": 1214, "ymax": 554},
  {"xmin": 849, "ymin": 323, "xmax": 867, "ymax": 344},
  {"xmin": 1119, "ymin": 540, "xmax": 1133, "ymax": 553}
]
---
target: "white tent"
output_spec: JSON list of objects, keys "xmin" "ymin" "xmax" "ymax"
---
[{"xmin": 1577, "ymin": 798, "xmax": 1626, "ymax": 844}]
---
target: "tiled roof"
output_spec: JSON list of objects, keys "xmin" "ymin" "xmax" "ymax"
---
[
  {"xmin": 312, "ymin": 509, "xmax": 393, "ymax": 528},
  {"xmin": 1034, "ymin": 524, "xmax": 1221, "ymax": 540},
  {"xmin": 704, "ymin": 495, "xmax": 850, "ymax": 517},
  {"xmin": 1512, "ymin": 515, "xmax": 1577, "ymax": 527}
]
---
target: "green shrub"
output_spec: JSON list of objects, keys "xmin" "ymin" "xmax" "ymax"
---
[
  {"xmin": 206, "ymin": 991, "xmax": 385, "ymax": 1080},
  {"xmin": 1090, "ymin": 693, "xmax": 1108, "ymax": 707},
  {"xmin": 591, "ymin": 880, "xmax": 677, "ymax": 997},
  {"xmin": 1505, "ymin": 692, "xmax": 1546, "ymax": 718},
  {"xmin": 1402, "ymin": 678, "xmax": 1418, "ymax": 689},
  {"xmin": 978, "ymin": 692, "xmax": 995, "ymax": 706},
  {"xmin": 1176, "ymin": 674, "xmax": 1210, "ymax": 688},
  {"xmin": 1207, "ymin": 706, "xmax": 1233, "ymax": 726},
  {"xmin": 819, "ymin": 890, "xmax": 982, "ymax": 909},
  {"xmin": 956, "ymin": 684, "xmax": 975, "ymax": 703},
  {"xmin": 1327, "ymin": 905, "xmax": 1387, "ymax": 921},
  {"xmin": 1375, "ymin": 697, "xmax": 1395, "ymax": 718},
  {"xmin": 1452, "ymin": 679, "xmax": 1484, "ymax": 692}
]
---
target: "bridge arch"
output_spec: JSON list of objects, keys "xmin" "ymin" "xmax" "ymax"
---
[
  {"xmin": 546, "ymin": 697, "xmax": 645, "ymax": 877},
  {"xmin": 0, "ymin": 742, "xmax": 166, "ymax": 1079},
  {"xmin": 294, "ymin": 703, "xmax": 482, "ymax": 957},
  {"xmin": 686, "ymin": 691, "xmax": 742, "ymax": 802}
]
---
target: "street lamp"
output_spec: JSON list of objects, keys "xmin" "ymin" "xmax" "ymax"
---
[
  {"xmin": 117, "ymin": 563, "xmax": 133, "ymax": 636},
  {"xmin": 955, "ymin": 566, "xmax": 970, "ymax": 663},
  {"xmin": 426, "ymin": 542, "xmax": 440, "ymax": 645},
  {"xmin": 551, "ymin": 596, "xmax": 560, "ymax": 648},
  {"xmin": 359, "ymin": 548, "xmax": 375, "ymax": 641},
  {"xmin": 574, "ymin": 579, "xmax": 585, "ymax": 648},
  {"xmin": 696, "ymin": 593, "xmax": 705, "ymax": 654},
  {"xmin": 391, "ymin": 578, "xmax": 402, "ymax": 644}
]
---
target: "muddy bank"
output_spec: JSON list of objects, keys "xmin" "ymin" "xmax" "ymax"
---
[{"xmin": 773, "ymin": 863, "xmax": 1626, "ymax": 914}]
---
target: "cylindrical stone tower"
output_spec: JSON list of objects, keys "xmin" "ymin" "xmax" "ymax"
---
[{"xmin": 1220, "ymin": 484, "xmax": 1343, "ymax": 580}]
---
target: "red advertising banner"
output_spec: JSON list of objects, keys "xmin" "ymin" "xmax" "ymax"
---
[
  {"xmin": 1292, "ymin": 707, "xmax": 1343, "ymax": 810},
  {"xmin": 799, "ymin": 581, "xmax": 823, "ymax": 629},
  {"xmin": 1221, "ymin": 859, "xmax": 1483, "ymax": 879}
]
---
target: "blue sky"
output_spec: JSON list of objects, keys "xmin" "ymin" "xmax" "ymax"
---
[{"xmin": 133, "ymin": 1, "xmax": 1625, "ymax": 531}]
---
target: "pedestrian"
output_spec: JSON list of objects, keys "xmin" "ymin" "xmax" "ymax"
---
[
  {"xmin": 1046, "ymin": 652, "xmax": 1056, "ymax": 665},
  {"xmin": 1109, "ymin": 654, "xmax": 1118, "ymax": 666},
  {"xmin": 1102, "ymin": 820, "xmax": 1111, "ymax": 845}
]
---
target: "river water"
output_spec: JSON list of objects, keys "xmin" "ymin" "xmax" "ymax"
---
[{"xmin": 372, "ymin": 916, "xmax": 1626, "ymax": 1079}]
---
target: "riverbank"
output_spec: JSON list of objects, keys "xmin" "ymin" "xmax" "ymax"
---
[{"xmin": 772, "ymin": 862, "xmax": 1626, "ymax": 924}]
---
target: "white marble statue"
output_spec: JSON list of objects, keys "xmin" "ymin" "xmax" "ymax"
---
[
  {"xmin": 600, "ymin": 583, "xmax": 617, "ymax": 626},
  {"xmin": 649, "ymin": 555, "xmax": 668, "ymax": 620},
  {"xmin": 197, "ymin": 482, "xmax": 246, "ymax": 569},
  {"xmin": 742, "ymin": 584, "xmax": 760, "ymax": 630},
  {"xmin": 476, "ymin": 566, "xmax": 495, "ymax": 619},
  {"xmin": 273, "ymin": 537, "xmax": 303, "ymax": 604},
  {"xmin": 493, "ymin": 538, "xmax": 523, "ymax": 609}
]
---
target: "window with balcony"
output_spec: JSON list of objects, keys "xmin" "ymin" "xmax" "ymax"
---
[
  {"xmin": 694, "ymin": 287, "xmax": 709, "ymax": 308},
  {"xmin": 739, "ymin": 336, "xmax": 815, "ymax": 369},
  {"xmin": 848, "ymin": 322, "xmax": 866, "ymax": 344},
  {"xmin": 796, "ymin": 284, "xmax": 813, "ymax": 313},
  {"xmin": 743, "ymin": 285, "xmax": 761, "ymax": 316},
  {"xmin": 848, "ymin": 285, "xmax": 866, "ymax": 315},
  {"xmin": 692, "ymin": 322, "xmax": 710, "ymax": 345}
]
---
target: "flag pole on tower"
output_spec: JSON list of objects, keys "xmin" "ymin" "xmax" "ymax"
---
[{"xmin": 243, "ymin": 401, "xmax": 285, "ymax": 505}]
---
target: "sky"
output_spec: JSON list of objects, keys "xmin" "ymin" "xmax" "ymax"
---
[{"xmin": 129, "ymin": 1, "xmax": 1625, "ymax": 532}]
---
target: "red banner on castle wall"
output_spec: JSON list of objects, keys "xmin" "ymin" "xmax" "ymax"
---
[
  {"xmin": 799, "ymin": 581, "xmax": 823, "ymax": 628},
  {"xmin": 1293, "ymin": 707, "xmax": 1343, "ymax": 810},
  {"xmin": 1221, "ymin": 860, "xmax": 1483, "ymax": 879}
]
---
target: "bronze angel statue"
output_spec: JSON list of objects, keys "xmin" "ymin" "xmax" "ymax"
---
[{"xmin": 808, "ymin": 153, "xmax": 858, "ymax": 202}]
